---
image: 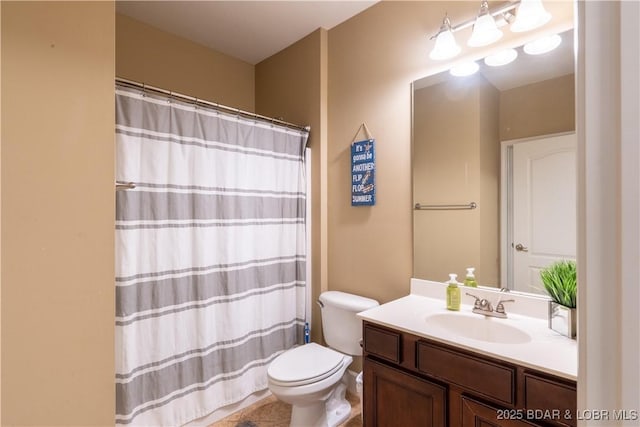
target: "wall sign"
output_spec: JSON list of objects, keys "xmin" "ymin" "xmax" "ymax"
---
[{"xmin": 351, "ymin": 138, "xmax": 376, "ymax": 206}]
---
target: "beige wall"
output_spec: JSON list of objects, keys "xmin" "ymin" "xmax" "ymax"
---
[
  {"xmin": 1, "ymin": 2, "xmax": 115, "ymax": 426},
  {"xmin": 116, "ymin": 13, "xmax": 255, "ymax": 111},
  {"xmin": 478, "ymin": 82, "xmax": 501, "ymax": 286},
  {"xmin": 329, "ymin": 3, "xmax": 421, "ymax": 304},
  {"xmin": 327, "ymin": 1, "xmax": 486, "ymax": 304},
  {"xmin": 413, "ymin": 77, "xmax": 499, "ymax": 286},
  {"xmin": 500, "ymin": 73, "xmax": 575, "ymax": 141},
  {"xmin": 255, "ymin": 29, "xmax": 328, "ymax": 344}
]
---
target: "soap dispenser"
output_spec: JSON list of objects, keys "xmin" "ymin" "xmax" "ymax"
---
[
  {"xmin": 464, "ymin": 267, "xmax": 478, "ymax": 288},
  {"xmin": 446, "ymin": 273, "xmax": 461, "ymax": 311}
]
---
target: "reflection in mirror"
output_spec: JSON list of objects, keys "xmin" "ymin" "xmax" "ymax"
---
[
  {"xmin": 412, "ymin": 29, "xmax": 575, "ymax": 295},
  {"xmin": 502, "ymin": 132, "xmax": 576, "ymax": 294}
]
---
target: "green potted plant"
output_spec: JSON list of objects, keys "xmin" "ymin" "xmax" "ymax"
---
[{"xmin": 540, "ymin": 260, "xmax": 577, "ymax": 339}]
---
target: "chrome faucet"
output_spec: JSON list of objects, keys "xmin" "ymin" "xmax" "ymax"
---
[{"xmin": 466, "ymin": 293, "xmax": 515, "ymax": 319}]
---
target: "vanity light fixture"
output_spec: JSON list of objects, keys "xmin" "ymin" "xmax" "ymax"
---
[
  {"xmin": 428, "ymin": 0, "xmax": 553, "ymax": 60},
  {"xmin": 523, "ymin": 33, "xmax": 562, "ymax": 55},
  {"xmin": 429, "ymin": 14, "xmax": 461, "ymax": 60},
  {"xmin": 511, "ymin": 0, "xmax": 551, "ymax": 32},
  {"xmin": 484, "ymin": 48, "xmax": 518, "ymax": 66},
  {"xmin": 450, "ymin": 61, "xmax": 480, "ymax": 77},
  {"xmin": 468, "ymin": 1, "xmax": 503, "ymax": 47}
]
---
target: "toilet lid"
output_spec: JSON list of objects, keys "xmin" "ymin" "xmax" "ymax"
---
[{"xmin": 268, "ymin": 343, "xmax": 345, "ymax": 387}]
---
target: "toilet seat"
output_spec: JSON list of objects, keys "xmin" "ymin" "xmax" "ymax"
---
[{"xmin": 268, "ymin": 343, "xmax": 346, "ymax": 387}]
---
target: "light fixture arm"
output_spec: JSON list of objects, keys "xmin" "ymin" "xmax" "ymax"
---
[
  {"xmin": 430, "ymin": 0, "xmax": 521, "ymax": 40},
  {"xmin": 439, "ymin": 13, "xmax": 453, "ymax": 33}
]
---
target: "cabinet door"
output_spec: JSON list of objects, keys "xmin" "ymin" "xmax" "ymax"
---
[
  {"xmin": 364, "ymin": 358, "xmax": 446, "ymax": 427},
  {"xmin": 523, "ymin": 373, "xmax": 576, "ymax": 427},
  {"xmin": 461, "ymin": 396, "xmax": 536, "ymax": 427}
]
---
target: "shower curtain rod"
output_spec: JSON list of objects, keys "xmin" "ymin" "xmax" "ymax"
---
[{"xmin": 115, "ymin": 78, "xmax": 310, "ymax": 133}]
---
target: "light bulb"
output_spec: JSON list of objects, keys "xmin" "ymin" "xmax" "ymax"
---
[
  {"xmin": 524, "ymin": 34, "xmax": 562, "ymax": 55},
  {"xmin": 430, "ymin": 30, "xmax": 461, "ymax": 60},
  {"xmin": 429, "ymin": 15, "xmax": 461, "ymax": 61},
  {"xmin": 512, "ymin": 0, "xmax": 552, "ymax": 33},
  {"xmin": 450, "ymin": 61, "xmax": 480, "ymax": 77},
  {"xmin": 484, "ymin": 48, "xmax": 518, "ymax": 66},
  {"xmin": 468, "ymin": 1, "xmax": 503, "ymax": 47}
]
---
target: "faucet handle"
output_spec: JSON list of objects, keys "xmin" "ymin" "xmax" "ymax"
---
[
  {"xmin": 466, "ymin": 293, "xmax": 494, "ymax": 311},
  {"xmin": 495, "ymin": 299, "xmax": 515, "ymax": 314},
  {"xmin": 466, "ymin": 293, "xmax": 482, "ymax": 309}
]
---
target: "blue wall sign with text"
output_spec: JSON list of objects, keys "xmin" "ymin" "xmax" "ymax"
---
[{"xmin": 351, "ymin": 139, "xmax": 376, "ymax": 206}]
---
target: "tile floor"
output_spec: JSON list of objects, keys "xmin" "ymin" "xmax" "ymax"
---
[{"xmin": 209, "ymin": 391, "xmax": 362, "ymax": 427}]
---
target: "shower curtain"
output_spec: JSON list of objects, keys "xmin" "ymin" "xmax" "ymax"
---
[{"xmin": 115, "ymin": 85, "xmax": 308, "ymax": 426}]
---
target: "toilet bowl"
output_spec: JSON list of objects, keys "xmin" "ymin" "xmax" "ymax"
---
[
  {"xmin": 268, "ymin": 343, "xmax": 353, "ymax": 427},
  {"xmin": 267, "ymin": 291, "xmax": 379, "ymax": 427}
]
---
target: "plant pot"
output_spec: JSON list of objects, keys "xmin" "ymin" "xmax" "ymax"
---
[{"xmin": 548, "ymin": 301, "xmax": 576, "ymax": 339}]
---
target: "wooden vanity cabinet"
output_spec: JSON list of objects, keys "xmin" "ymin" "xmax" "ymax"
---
[
  {"xmin": 460, "ymin": 396, "xmax": 537, "ymax": 427},
  {"xmin": 362, "ymin": 321, "xmax": 576, "ymax": 427},
  {"xmin": 364, "ymin": 359, "xmax": 447, "ymax": 426}
]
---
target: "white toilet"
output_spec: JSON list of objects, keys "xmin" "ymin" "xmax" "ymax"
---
[{"xmin": 267, "ymin": 291, "xmax": 379, "ymax": 427}]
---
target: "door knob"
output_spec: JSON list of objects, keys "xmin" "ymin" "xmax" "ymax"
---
[{"xmin": 515, "ymin": 243, "xmax": 528, "ymax": 252}]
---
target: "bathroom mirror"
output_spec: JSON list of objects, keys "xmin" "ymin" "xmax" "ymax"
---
[{"xmin": 412, "ymin": 29, "xmax": 576, "ymax": 295}]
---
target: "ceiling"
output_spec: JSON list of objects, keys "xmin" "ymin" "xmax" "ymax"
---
[{"xmin": 116, "ymin": 1, "xmax": 378, "ymax": 65}]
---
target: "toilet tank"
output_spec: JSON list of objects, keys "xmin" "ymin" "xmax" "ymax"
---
[{"xmin": 319, "ymin": 291, "xmax": 379, "ymax": 356}]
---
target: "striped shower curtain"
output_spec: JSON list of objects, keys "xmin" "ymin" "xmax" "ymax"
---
[{"xmin": 115, "ymin": 85, "xmax": 308, "ymax": 426}]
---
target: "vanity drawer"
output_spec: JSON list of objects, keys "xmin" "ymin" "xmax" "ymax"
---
[
  {"xmin": 416, "ymin": 340, "xmax": 515, "ymax": 405},
  {"xmin": 363, "ymin": 324, "xmax": 401, "ymax": 364},
  {"xmin": 524, "ymin": 373, "xmax": 576, "ymax": 426}
]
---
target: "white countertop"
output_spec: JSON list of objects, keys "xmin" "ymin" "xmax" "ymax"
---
[{"xmin": 357, "ymin": 283, "xmax": 577, "ymax": 381}]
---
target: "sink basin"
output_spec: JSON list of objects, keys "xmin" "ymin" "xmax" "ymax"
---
[{"xmin": 425, "ymin": 313, "xmax": 532, "ymax": 344}]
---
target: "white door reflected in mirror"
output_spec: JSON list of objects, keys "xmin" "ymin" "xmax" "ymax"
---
[{"xmin": 503, "ymin": 133, "xmax": 577, "ymax": 293}]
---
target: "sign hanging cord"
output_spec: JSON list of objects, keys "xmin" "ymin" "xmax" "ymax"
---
[{"xmin": 351, "ymin": 123, "xmax": 374, "ymax": 143}]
